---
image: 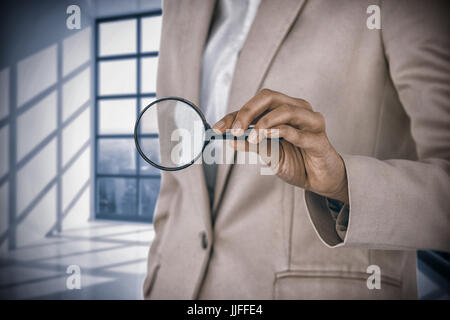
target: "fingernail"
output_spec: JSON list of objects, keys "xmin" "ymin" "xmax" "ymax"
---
[
  {"xmin": 212, "ymin": 120, "xmax": 225, "ymax": 134},
  {"xmin": 247, "ymin": 129, "xmax": 257, "ymax": 144},
  {"xmin": 231, "ymin": 121, "xmax": 243, "ymax": 136}
]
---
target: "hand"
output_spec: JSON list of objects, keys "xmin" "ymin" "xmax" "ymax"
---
[{"xmin": 213, "ymin": 89, "xmax": 349, "ymax": 204}]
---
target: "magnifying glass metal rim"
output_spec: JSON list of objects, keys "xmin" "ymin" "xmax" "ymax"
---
[{"xmin": 134, "ymin": 96, "xmax": 210, "ymax": 172}]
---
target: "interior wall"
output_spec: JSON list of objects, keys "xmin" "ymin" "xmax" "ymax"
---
[
  {"xmin": 0, "ymin": 0, "xmax": 95, "ymax": 253},
  {"xmin": 0, "ymin": 0, "xmax": 161, "ymax": 254}
]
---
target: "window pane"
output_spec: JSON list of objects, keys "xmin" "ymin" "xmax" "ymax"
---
[
  {"xmin": 96, "ymin": 15, "xmax": 163, "ymax": 223},
  {"xmin": 97, "ymin": 178, "xmax": 137, "ymax": 216},
  {"xmin": 99, "ymin": 59, "xmax": 136, "ymax": 95},
  {"xmin": 141, "ymin": 97, "xmax": 155, "ymax": 111},
  {"xmin": 140, "ymin": 157, "xmax": 160, "ymax": 176},
  {"xmin": 138, "ymin": 98, "xmax": 159, "ymax": 175},
  {"xmin": 98, "ymin": 139, "xmax": 136, "ymax": 174},
  {"xmin": 139, "ymin": 179, "xmax": 161, "ymax": 220},
  {"xmin": 99, "ymin": 98, "xmax": 136, "ymax": 134},
  {"xmin": 141, "ymin": 57, "xmax": 158, "ymax": 93},
  {"xmin": 139, "ymin": 137, "xmax": 160, "ymax": 176},
  {"xmin": 99, "ymin": 19, "xmax": 137, "ymax": 56},
  {"xmin": 141, "ymin": 16, "xmax": 162, "ymax": 52},
  {"xmin": 139, "ymin": 98, "xmax": 158, "ymax": 132}
]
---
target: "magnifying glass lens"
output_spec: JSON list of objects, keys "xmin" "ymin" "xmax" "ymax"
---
[{"xmin": 135, "ymin": 99, "xmax": 206, "ymax": 170}]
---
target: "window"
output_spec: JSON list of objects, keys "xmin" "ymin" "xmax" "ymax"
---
[{"xmin": 95, "ymin": 11, "xmax": 162, "ymax": 222}]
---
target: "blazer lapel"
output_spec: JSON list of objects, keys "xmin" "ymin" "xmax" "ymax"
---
[
  {"xmin": 161, "ymin": 0, "xmax": 216, "ymax": 231},
  {"xmin": 167, "ymin": 0, "xmax": 216, "ymax": 104},
  {"xmin": 213, "ymin": 0, "xmax": 307, "ymax": 212}
]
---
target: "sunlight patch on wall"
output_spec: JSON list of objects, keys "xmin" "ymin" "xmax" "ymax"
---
[
  {"xmin": 63, "ymin": 27, "xmax": 91, "ymax": 77},
  {"xmin": 16, "ymin": 44, "xmax": 57, "ymax": 108},
  {"xmin": 16, "ymin": 185, "xmax": 56, "ymax": 248},
  {"xmin": 16, "ymin": 138, "xmax": 57, "ymax": 215},
  {"xmin": 62, "ymin": 145, "xmax": 90, "ymax": 212},
  {"xmin": 62, "ymin": 66, "xmax": 91, "ymax": 121},
  {"xmin": 62, "ymin": 107, "xmax": 90, "ymax": 166},
  {"xmin": 61, "ymin": 185, "xmax": 90, "ymax": 230},
  {"xmin": 16, "ymin": 91, "xmax": 57, "ymax": 162}
]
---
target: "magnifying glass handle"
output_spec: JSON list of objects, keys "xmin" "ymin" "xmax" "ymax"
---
[{"xmin": 206, "ymin": 125, "xmax": 281, "ymax": 140}]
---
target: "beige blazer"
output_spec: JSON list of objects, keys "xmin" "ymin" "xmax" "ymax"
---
[{"xmin": 143, "ymin": 0, "xmax": 450, "ymax": 299}]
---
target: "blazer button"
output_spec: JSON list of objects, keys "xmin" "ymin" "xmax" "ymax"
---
[{"xmin": 201, "ymin": 232, "xmax": 208, "ymax": 249}]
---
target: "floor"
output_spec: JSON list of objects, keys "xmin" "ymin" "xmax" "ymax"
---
[
  {"xmin": 0, "ymin": 219, "xmax": 447, "ymax": 299},
  {"xmin": 0, "ymin": 220, "xmax": 154, "ymax": 299}
]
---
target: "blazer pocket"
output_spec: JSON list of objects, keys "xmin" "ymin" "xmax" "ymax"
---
[{"xmin": 273, "ymin": 270, "xmax": 402, "ymax": 300}]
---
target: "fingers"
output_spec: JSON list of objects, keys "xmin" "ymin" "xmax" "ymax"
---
[
  {"xmin": 227, "ymin": 138, "xmax": 280, "ymax": 166},
  {"xmin": 228, "ymin": 123, "xmax": 329, "ymax": 159},
  {"xmin": 212, "ymin": 111, "xmax": 238, "ymax": 134},
  {"xmin": 215, "ymin": 89, "xmax": 316, "ymax": 139},
  {"xmin": 226, "ymin": 138, "xmax": 287, "ymax": 174},
  {"xmin": 212, "ymin": 89, "xmax": 325, "ymax": 151},
  {"xmin": 227, "ymin": 139, "xmax": 266, "ymax": 153},
  {"xmin": 266, "ymin": 125, "xmax": 329, "ymax": 156},
  {"xmin": 247, "ymin": 105, "xmax": 325, "ymax": 144},
  {"xmin": 229, "ymin": 89, "xmax": 308, "ymax": 136}
]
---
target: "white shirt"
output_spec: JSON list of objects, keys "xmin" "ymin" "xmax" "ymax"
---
[{"xmin": 200, "ymin": 0, "xmax": 261, "ymax": 209}]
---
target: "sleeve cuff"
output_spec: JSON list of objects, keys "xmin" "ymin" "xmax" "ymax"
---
[
  {"xmin": 304, "ymin": 191, "xmax": 349, "ymax": 248},
  {"xmin": 327, "ymin": 198, "xmax": 349, "ymax": 240}
]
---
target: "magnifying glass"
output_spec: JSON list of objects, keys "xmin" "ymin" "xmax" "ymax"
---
[{"xmin": 134, "ymin": 97, "xmax": 267, "ymax": 171}]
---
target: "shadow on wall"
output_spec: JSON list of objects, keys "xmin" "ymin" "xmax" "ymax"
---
[{"xmin": 0, "ymin": 26, "xmax": 92, "ymax": 253}]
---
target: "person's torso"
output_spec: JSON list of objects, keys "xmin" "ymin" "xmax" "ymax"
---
[{"xmin": 149, "ymin": 0, "xmax": 418, "ymax": 299}]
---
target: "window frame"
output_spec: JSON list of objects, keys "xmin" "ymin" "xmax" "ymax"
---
[{"xmin": 94, "ymin": 10, "xmax": 162, "ymax": 222}]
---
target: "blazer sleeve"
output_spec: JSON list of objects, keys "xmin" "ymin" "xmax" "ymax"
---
[{"xmin": 304, "ymin": 0, "xmax": 450, "ymax": 251}]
